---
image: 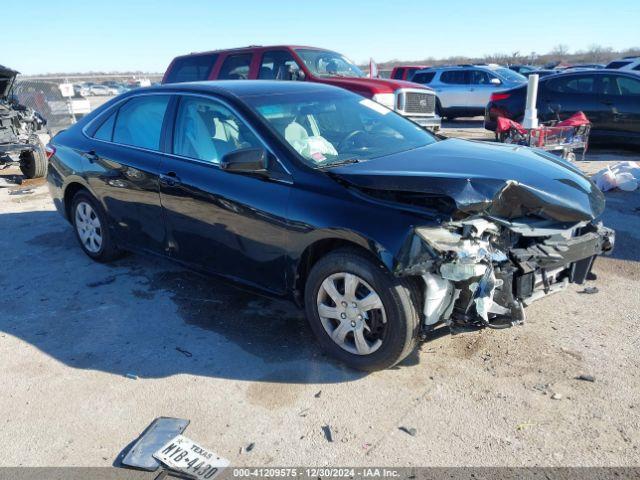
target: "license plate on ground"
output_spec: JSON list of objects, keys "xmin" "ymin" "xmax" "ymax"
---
[{"xmin": 153, "ymin": 434, "xmax": 229, "ymax": 479}]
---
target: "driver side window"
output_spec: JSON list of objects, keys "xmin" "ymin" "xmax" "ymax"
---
[
  {"xmin": 259, "ymin": 51, "xmax": 303, "ymax": 80},
  {"xmin": 172, "ymin": 96, "xmax": 261, "ymax": 164}
]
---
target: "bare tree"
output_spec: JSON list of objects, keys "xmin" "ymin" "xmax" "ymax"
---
[
  {"xmin": 550, "ymin": 44, "xmax": 570, "ymax": 57},
  {"xmin": 585, "ymin": 44, "xmax": 614, "ymax": 62}
]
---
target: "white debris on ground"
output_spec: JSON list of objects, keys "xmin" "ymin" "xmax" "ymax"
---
[{"xmin": 592, "ymin": 161, "xmax": 640, "ymax": 192}]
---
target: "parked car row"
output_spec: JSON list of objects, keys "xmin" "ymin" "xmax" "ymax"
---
[
  {"xmin": 162, "ymin": 45, "xmax": 442, "ymax": 130},
  {"xmin": 73, "ymin": 79, "xmax": 153, "ymax": 97}
]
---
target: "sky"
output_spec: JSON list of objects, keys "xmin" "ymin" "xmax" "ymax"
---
[{"xmin": 5, "ymin": 0, "xmax": 640, "ymax": 75}]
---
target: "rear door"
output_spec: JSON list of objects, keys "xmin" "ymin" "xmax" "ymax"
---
[
  {"xmin": 435, "ymin": 70, "xmax": 469, "ymax": 108},
  {"xmin": 158, "ymin": 94, "xmax": 292, "ymax": 294},
  {"xmin": 215, "ymin": 53, "xmax": 254, "ymax": 80},
  {"xmin": 87, "ymin": 94, "xmax": 172, "ymax": 253}
]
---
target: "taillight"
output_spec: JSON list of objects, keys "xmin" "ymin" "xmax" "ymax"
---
[
  {"xmin": 490, "ymin": 92, "xmax": 511, "ymax": 102},
  {"xmin": 45, "ymin": 144, "xmax": 56, "ymax": 159}
]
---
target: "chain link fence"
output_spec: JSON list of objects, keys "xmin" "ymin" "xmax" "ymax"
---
[{"xmin": 10, "ymin": 77, "xmax": 76, "ymax": 134}]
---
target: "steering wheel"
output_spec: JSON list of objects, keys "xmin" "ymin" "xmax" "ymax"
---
[{"xmin": 337, "ymin": 130, "xmax": 367, "ymax": 151}]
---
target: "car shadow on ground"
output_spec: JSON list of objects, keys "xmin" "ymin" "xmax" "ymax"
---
[{"xmin": 0, "ymin": 209, "xmax": 372, "ymax": 384}]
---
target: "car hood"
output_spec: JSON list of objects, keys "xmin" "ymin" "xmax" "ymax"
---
[
  {"xmin": 316, "ymin": 76, "xmax": 433, "ymax": 95},
  {"xmin": 329, "ymin": 138, "xmax": 605, "ymax": 223},
  {"xmin": 0, "ymin": 65, "xmax": 18, "ymax": 99}
]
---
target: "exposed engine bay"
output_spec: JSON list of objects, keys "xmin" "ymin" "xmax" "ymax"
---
[
  {"xmin": 409, "ymin": 217, "xmax": 614, "ymax": 330},
  {"xmin": 0, "ymin": 64, "xmax": 48, "ymax": 178}
]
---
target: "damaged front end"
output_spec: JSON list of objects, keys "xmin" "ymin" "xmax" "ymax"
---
[
  {"xmin": 0, "ymin": 65, "xmax": 47, "ymax": 171},
  {"xmin": 329, "ymin": 135, "xmax": 617, "ymax": 331},
  {"xmin": 398, "ymin": 216, "xmax": 614, "ymax": 330}
]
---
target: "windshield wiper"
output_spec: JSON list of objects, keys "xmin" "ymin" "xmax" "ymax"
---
[{"xmin": 319, "ymin": 158, "xmax": 361, "ymax": 169}]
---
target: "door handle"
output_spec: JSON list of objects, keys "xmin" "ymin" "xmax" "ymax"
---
[
  {"xmin": 83, "ymin": 150, "xmax": 98, "ymax": 163},
  {"xmin": 160, "ymin": 171, "xmax": 180, "ymax": 186},
  {"xmin": 601, "ymin": 100, "xmax": 613, "ymax": 106}
]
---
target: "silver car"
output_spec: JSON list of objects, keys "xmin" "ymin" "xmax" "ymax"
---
[{"xmin": 411, "ymin": 65, "xmax": 527, "ymax": 120}]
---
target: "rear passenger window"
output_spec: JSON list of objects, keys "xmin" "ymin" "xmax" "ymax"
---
[
  {"xmin": 440, "ymin": 71, "xmax": 468, "ymax": 84},
  {"xmin": 165, "ymin": 54, "xmax": 218, "ymax": 83},
  {"xmin": 113, "ymin": 95, "xmax": 170, "ymax": 150},
  {"xmin": 412, "ymin": 72, "xmax": 435, "ymax": 84},
  {"xmin": 93, "ymin": 111, "xmax": 116, "ymax": 141},
  {"xmin": 547, "ymin": 75, "xmax": 594, "ymax": 94},
  {"xmin": 259, "ymin": 51, "xmax": 302, "ymax": 80},
  {"xmin": 218, "ymin": 54, "xmax": 252, "ymax": 80}
]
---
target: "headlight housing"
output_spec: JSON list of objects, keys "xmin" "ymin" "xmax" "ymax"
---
[{"xmin": 371, "ymin": 93, "xmax": 395, "ymax": 110}]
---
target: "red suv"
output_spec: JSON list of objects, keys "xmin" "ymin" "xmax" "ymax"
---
[
  {"xmin": 163, "ymin": 45, "xmax": 440, "ymax": 130},
  {"xmin": 390, "ymin": 65, "xmax": 431, "ymax": 81}
]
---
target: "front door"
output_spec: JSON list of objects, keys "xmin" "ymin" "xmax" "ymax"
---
[
  {"xmin": 467, "ymin": 69, "xmax": 500, "ymax": 110},
  {"xmin": 158, "ymin": 94, "xmax": 292, "ymax": 294}
]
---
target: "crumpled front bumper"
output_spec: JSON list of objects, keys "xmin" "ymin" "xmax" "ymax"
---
[{"xmin": 396, "ymin": 219, "xmax": 615, "ymax": 327}]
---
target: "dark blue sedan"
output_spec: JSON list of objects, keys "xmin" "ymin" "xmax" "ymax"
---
[{"xmin": 47, "ymin": 81, "xmax": 613, "ymax": 370}]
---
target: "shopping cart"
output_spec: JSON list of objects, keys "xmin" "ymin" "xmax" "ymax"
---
[{"xmin": 496, "ymin": 112, "xmax": 591, "ymax": 161}]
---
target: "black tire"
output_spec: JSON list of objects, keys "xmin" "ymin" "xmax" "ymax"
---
[
  {"xmin": 304, "ymin": 248, "xmax": 421, "ymax": 371},
  {"xmin": 435, "ymin": 99, "xmax": 443, "ymax": 117},
  {"xmin": 19, "ymin": 144, "xmax": 47, "ymax": 179},
  {"xmin": 71, "ymin": 190, "xmax": 122, "ymax": 262}
]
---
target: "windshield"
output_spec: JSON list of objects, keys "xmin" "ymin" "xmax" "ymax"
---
[
  {"xmin": 246, "ymin": 89, "xmax": 437, "ymax": 168},
  {"xmin": 295, "ymin": 49, "xmax": 365, "ymax": 78},
  {"xmin": 494, "ymin": 67, "xmax": 527, "ymax": 83}
]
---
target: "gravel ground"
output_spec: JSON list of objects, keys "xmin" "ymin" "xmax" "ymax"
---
[{"xmin": 0, "ymin": 119, "xmax": 638, "ymax": 469}]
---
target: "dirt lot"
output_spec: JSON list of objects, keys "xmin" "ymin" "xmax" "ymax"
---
[{"xmin": 0, "ymin": 120, "xmax": 639, "ymax": 469}]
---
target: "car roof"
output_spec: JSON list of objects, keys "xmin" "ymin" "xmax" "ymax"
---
[
  {"xmin": 537, "ymin": 68, "xmax": 640, "ymax": 82},
  {"xmin": 175, "ymin": 45, "xmax": 331, "ymax": 58},
  {"xmin": 142, "ymin": 80, "xmax": 344, "ymax": 98},
  {"xmin": 417, "ymin": 64, "xmax": 505, "ymax": 72}
]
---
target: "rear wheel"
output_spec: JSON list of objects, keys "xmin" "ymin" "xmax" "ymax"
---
[
  {"xmin": 304, "ymin": 248, "xmax": 420, "ymax": 371},
  {"xmin": 71, "ymin": 191, "xmax": 122, "ymax": 262},
  {"xmin": 19, "ymin": 143, "xmax": 47, "ymax": 179}
]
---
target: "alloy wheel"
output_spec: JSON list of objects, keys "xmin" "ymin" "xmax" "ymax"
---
[
  {"xmin": 75, "ymin": 201, "xmax": 103, "ymax": 253},
  {"xmin": 316, "ymin": 272, "xmax": 387, "ymax": 355}
]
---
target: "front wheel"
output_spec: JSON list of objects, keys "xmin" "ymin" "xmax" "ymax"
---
[{"xmin": 304, "ymin": 248, "xmax": 420, "ymax": 371}]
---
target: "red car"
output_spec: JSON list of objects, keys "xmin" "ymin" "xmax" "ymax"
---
[
  {"xmin": 390, "ymin": 65, "xmax": 431, "ymax": 81},
  {"xmin": 163, "ymin": 45, "xmax": 440, "ymax": 130}
]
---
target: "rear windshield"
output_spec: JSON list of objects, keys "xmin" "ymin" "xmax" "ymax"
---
[
  {"xmin": 165, "ymin": 54, "xmax": 218, "ymax": 83},
  {"xmin": 494, "ymin": 68, "xmax": 526, "ymax": 83},
  {"xmin": 605, "ymin": 61, "xmax": 632, "ymax": 69}
]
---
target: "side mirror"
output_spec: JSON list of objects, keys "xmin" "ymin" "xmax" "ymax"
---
[
  {"xmin": 220, "ymin": 148, "xmax": 269, "ymax": 174},
  {"xmin": 490, "ymin": 78, "xmax": 502, "ymax": 86}
]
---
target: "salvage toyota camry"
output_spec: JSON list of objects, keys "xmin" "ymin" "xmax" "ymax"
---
[{"xmin": 47, "ymin": 81, "xmax": 614, "ymax": 371}]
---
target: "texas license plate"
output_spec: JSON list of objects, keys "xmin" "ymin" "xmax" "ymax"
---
[{"xmin": 153, "ymin": 434, "xmax": 229, "ymax": 479}]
